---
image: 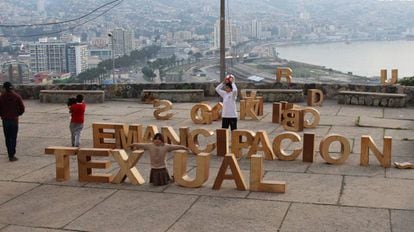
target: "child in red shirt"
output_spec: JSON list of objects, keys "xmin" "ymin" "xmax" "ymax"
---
[{"xmin": 69, "ymin": 94, "xmax": 86, "ymax": 147}]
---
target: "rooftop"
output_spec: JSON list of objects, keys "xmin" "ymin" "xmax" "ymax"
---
[{"xmin": 0, "ymin": 99, "xmax": 413, "ymax": 231}]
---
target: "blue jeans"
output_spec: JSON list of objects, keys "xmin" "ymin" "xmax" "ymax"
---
[
  {"xmin": 70, "ymin": 123, "xmax": 83, "ymax": 147},
  {"xmin": 2, "ymin": 120, "xmax": 18, "ymax": 159}
]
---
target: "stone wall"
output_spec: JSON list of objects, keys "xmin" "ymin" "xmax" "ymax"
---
[{"xmin": 12, "ymin": 82, "xmax": 414, "ymax": 105}]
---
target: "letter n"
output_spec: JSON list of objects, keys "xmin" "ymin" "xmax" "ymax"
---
[{"xmin": 360, "ymin": 136, "xmax": 392, "ymax": 168}]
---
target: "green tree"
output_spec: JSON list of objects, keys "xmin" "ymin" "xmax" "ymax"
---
[{"xmin": 142, "ymin": 66, "xmax": 156, "ymax": 81}]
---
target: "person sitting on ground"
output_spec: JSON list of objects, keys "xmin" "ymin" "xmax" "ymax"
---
[{"xmin": 130, "ymin": 133, "xmax": 191, "ymax": 186}]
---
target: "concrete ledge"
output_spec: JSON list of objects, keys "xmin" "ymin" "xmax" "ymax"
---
[
  {"xmin": 39, "ymin": 90, "xmax": 105, "ymax": 103},
  {"xmin": 337, "ymin": 91, "xmax": 406, "ymax": 107},
  {"xmin": 242, "ymin": 89, "xmax": 304, "ymax": 102},
  {"xmin": 141, "ymin": 89, "xmax": 204, "ymax": 103}
]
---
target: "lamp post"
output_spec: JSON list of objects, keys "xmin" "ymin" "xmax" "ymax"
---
[
  {"xmin": 108, "ymin": 33, "xmax": 116, "ymax": 84},
  {"xmin": 220, "ymin": 0, "xmax": 226, "ymax": 82}
]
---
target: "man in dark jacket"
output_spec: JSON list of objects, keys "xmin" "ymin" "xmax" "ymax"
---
[{"xmin": 0, "ymin": 82, "xmax": 25, "ymax": 161}]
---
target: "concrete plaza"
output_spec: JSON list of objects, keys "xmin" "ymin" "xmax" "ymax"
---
[{"xmin": 0, "ymin": 99, "xmax": 413, "ymax": 232}]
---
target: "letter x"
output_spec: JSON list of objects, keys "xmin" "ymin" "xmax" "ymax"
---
[{"xmin": 112, "ymin": 149, "xmax": 145, "ymax": 185}]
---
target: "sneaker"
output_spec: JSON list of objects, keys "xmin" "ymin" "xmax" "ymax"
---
[{"xmin": 9, "ymin": 157, "xmax": 18, "ymax": 162}]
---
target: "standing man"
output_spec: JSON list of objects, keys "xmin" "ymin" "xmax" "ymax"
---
[
  {"xmin": 0, "ymin": 82, "xmax": 25, "ymax": 162},
  {"xmin": 215, "ymin": 74, "xmax": 238, "ymax": 131}
]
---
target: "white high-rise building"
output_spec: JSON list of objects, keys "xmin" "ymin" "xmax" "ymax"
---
[
  {"xmin": 67, "ymin": 44, "xmax": 88, "ymax": 76},
  {"xmin": 29, "ymin": 39, "xmax": 88, "ymax": 76},
  {"xmin": 251, "ymin": 20, "xmax": 262, "ymax": 39},
  {"xmin": 109, "ymin": 28, "xmax": 134, "ymax": 57},
  {"xmin": 213, "ymin": 20, "xmax": 241, "ymax": 49},
  {"xmin": 29, "ymin": 41, "xmax": 67, "ymax": 74}
]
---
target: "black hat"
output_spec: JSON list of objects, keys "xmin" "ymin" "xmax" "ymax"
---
[{"xmin": 3, "ymin": 82, "xmax": 13, "ymax": 91}]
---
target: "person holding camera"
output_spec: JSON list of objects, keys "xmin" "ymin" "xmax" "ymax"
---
[
  {"xmin": 69, "ymin": 94, "xmax": 86, "ymax": 147},
  {"xmin": 215, "ymin": 74, "xmax": 238, "ymax": 131}
]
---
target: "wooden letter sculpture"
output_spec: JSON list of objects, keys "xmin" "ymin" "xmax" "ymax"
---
[
  {"xmin": 77, "ymin": 148, "xmax": 114, "ymax": 183},
  {"xmin": 231, "ymin": 130, "xmax": 255, "ymax": 158},
  {"xmin": 307, "ymin": 89, "xmax": 324, "ymax": 106},
  {"xmin": 142, "ymin": 125, "xmax": 159, "ymax": 142},
  {"xmin": 303, "ymin": 133, "xmax": 315, "ymax": 162},
  {"xmin": 213, "ymin": 153, "xmax": 247, "ymax": 190},
  {"xmin": 241, "ymin": 90, "xmax": 263, "ymax": 116},
  {"xmin": 272, "ymin": 102, "xmax": 282, "ymax": 123},
  {"xmin": 276, "ymin": 67, "xmax": 293, "ymax": 83},
  {"xmin": 360, "ymin": 136, "xmax": 392, "ymax": 168},
  {"xmin": 319, "ymin": 135, "xmax": 350, "ymax": 165},
  {"xmin": 45, "ymin": 146, "xmax": 79, "ymax": 181},
  {"xmin": 250, "ymin": 155, "xmax": 286, "ymax": 193},
  {"xmin": 191, "ymin": 103, "xmax": 213, "ymax": 124},
  {"xmin": 173, "ymin": 151, "xmax": 210, "ymax": 188},
  {"xmin": 216, "ymin": 128, "xmax": 229, "ymax": 156},
  {"xmin": 273, "ymin": 132, "xmax": 302, "ymax": 161},
  {"xmin": 187, "ymin": 128, "xmax": 216, "ymax": 154},
  {"xmin": 380, "ymin": 69, "xmax": 398, "ymax": 85},
  {"xmin": 153, "ymin": 100, "xmax": 173, "ymax": 120},
  {"xmin": 111, "ymin": 149, "xmax": 145, "ymax": 185},
  {"xmin": 240, "ymin": 99, "xmax": 260, "ymax": 120},
  {"xmin": 248, "ymin": 130, "xmax": 276, "ymax": 160},
  {"xmin": 93, "ymin": 123, "xmax": 127, "ymax": 149},
  {"xmin": 282, "ymin": 109, "xmax": 304, "ymax": 132},
  {"xmin": 211, "ymin": 103, "xmax": 223, "ymax": 121},
  {"xmin": 303, "ymin": 107, "xmax": 321, "ymax": 128},
  {"xmin": 161, "ymin": 126, "xmax": 189, "ymax": 146}
]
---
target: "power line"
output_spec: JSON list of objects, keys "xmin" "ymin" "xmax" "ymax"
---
[
  {"xmin": 0, "ymin": 0, "xmax": 122, "ymax": 28},
  {"xmin": 0, "ymin": 0, "xmax": 124, "ymax": 38}
]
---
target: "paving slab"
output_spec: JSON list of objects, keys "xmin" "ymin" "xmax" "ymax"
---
[
  {"xmin": 338, "ymin": 106, "xmax": 383, "ymax": 118},
  {"xmin": 385, "ymin": 129, "xmax": 414, "ymax": 140},
  {"xmin": 2, "ymin": 137, "xmax": 69, "ymax": 157},
  {"xmin": 308, "ymin": 154, "xmax": 386, "ymax": 177},
  {"xmin": 315, "ymin": 103, "xmax": 341, "ymax": 116},
  {"xmin": 329, "ymin": 125, "xmax": 384, "ymax": 140},
  {"xmin": 340, "ymin": 176, "xmax": 414, "ymax": 210},
  {"xmin": 168, "ymin": 196, "xmax": 289, "ymax": 232},
  {"xmin": 0, "ymin": 225, "xmax": 66, "ymax": 232},
  {"xmin": 280, "ymin": 203, "xmax": 390, "ymax": 232},
  {"xmin": 319, "ymin": 115, "xmax": 358, "ymax": 127},
  {"xmin": 86, "ymin": 102, "xmax": 142, "ymax": 116},
  {"xmin": 390, "ymin": 140, "xmax": 414, "ymax": 157},
  {"xmin": 0, "ymin": 156, "xmax": 54, "ymax": 181},
  {"xmin": 251, "ymin": 159, "xmax": 310, "ymax": 173},
  {"xmin": 0, "ymin": 185, "xmax": 115, "ymax": 228},
  {"xmin": 358, "ymin": 116, "xmax": 414, "ymax": 129},
  {"xmin": 386, "ymin": 162, "xmax": 414, "ymax": 180},
  {"xmin": 14, "ymin": 157, "xmax": 88, "ymax": 187},
  {"xmin": 0, "ymin": 181, "xmax": 38, "ymax": 205},
  {"xmin": 391, "ymin": 210, "xmax": 414, "ymax": 232},
  {"xmin": 165, "ymin": 167, "xmax": 250, "ymax": 198},
  {"xmin": 248, "ymin": 171, "xmax": 342, "ymax": 204},
  {"xmin": 65, "ymin": 190, "xmax": 198, "ymax": 232},
  {"xmin": 384, "ymin": 107, "xmax": 414, "ymax": 120}
]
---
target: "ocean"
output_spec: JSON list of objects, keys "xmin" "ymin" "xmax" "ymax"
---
[{"xmin": 274, "ymin": 40, "xmax": 414, "ymax": 78}]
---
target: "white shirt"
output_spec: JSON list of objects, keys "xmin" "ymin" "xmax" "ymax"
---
[{"xmin": 215, "ymin": 82, "xmax": 238, "ymax": 118}]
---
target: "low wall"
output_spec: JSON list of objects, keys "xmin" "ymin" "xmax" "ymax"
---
[{"xmin": 12, "ymin": 82, "xmax": 414, "ymax": 105}]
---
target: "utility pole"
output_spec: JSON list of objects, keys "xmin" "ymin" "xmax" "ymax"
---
[
  {"xmin": 108, "ymin": 33, "xmax": 116, "ymax": 84},
  {"xmin": 220, "ymin": 0, "xmax": 226, "ymax": 82}
]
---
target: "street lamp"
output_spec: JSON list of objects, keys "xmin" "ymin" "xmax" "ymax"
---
[{"xmin": 108, "ymin": 33, "xmax": 116, "ymax": 84}]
